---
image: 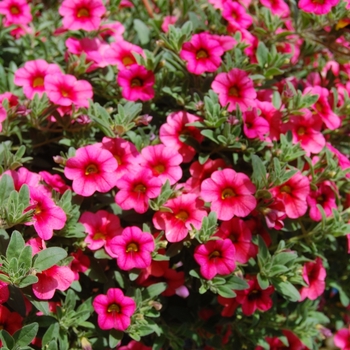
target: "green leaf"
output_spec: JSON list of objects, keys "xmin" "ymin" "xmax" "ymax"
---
[
  {"xmin": 6, "ymin": 231, "xmax": 25, "ymax": 261},
  {"xmin": 134, "ymin": 19, "xmax": 150, "ymax": 45},
  {"xmin": 33, "ymin": 247, "xmax": 67, "ymax": 271},
  {"xmin": 42, "ymin": 323, "xmax": 59, "ymax": 348},
  {"xmin": 226, "ymin": 275, "xmax": 249, "ymax": 290},
  {"xmin": 256, "ymin": 42, "xmax": 269, "ymax": 66},
  {"xmin": 201, "ymin": 129, "xmax": 219, "ymax": 144},
  {"xmin": 217, "ymin": 285, "xmax": 236, "ymax": 298},
  {"xmin": 257, "ymin": 273, "xmax": 270, "ymax": 290},
  {"xmin": 251, "ymin": 155, "xmax": 267, "ymax": 187},
  {"xmin": 273, "ymin": 251, "xmax": 298, "ymax": 266},
  {"xmin": 272, "ymin": 91, "xmax": 282, "ymax": 109},
  {"xmin": 143, "ymin": 282, "xmax": 167, "ymax": 299},
  {"xmin": 109, "ymin": 330, "xmax": 123, "ymax": 348},
  {"xmin": 0, "ymin": 174, "xmax": 14, "ymax": 203},
  {"xmin": 17, "ymin": 275, "xmax": 38, "ymax": 288},
  {"xmin": 272, "ymin": 279, "xmax": 300, "ymax": 302},
  {"xmin": 0, "ymin": 330, "xmax": 14, "ymax": 349},
  {"xmin": 257, "ymin": 236, "xmax": 271, "ymax": 266},
  {"xmin": 13, "ymin": 322, "xmax": 38, "ymax": 346},
  {"xmin": 17, "ymin": 245, "xmax": 32, "ymax": 271},
  {"xmin": 268, "ymin": 265, "xmax": 290, "ymax": 277}
]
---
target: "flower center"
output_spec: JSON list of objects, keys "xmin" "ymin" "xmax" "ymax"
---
[
  {"xmin": 122, "ymin": 56, "xmax": 135, "ymax": 66},
  {"xmin": 85, "ymin": 164, "xmax": 98, "ymax": 175},
  {"xmin": 77, "ymin": 7, "xmax": 90, "ymax": 18},
  {"xmin": 196, "ymin": 49, "xmax": 208, "ymax": 59},
  {"xmin": 107, "ymin": 303, "xmax": 120, "ymax": 313},
  {"xmin": 126, "ymin": 242, "xmax": 139, "ymax": 252},
  {"xmin": 60, "ymin": 89, "xmax": 70, "ymax": 98},
  {"xmin": 153, "ymin": 164, "xmax": 165, "ymax": 175},
  {"xmin": 297, "ymin": 127, "xmax": 305, "ymax": 136},
  {"xmin": 231, "ymin": 11, "xmax": 238, "ymax": 19},
  {"xmin": 280, "ymin": 185, "xmax": 292, "ymax": 194},
  {"xmin": 317, "ymin": 195, "xmax": 324, "ymax": 203},
  {"xmin": 92, "ymin": 232, "xmax": 106, "ymax": 240},
  {"xmin": 10, "ymin": 6, "xmax": 20, "ymax": 14},
  {"xmin": 209, "ymin": 250, "xmax": 221, "ymax": 259},
  {"xmin": 134, "ymin": 184, "xmax": 146, "ymax": 193},
  {"xmin": 228, "ymin": 86, "xmax": 240, "ymax": 97},
  {"xmin": 131, "ymin": 78, "xmax": 143, "ymax": 87},
  {"xmin": 312, "ymin": 0, "xmax": 325, "ymax": 4},
  {"xmin": 114, "ymin": 155, "xmax": 122, "ymax": 165},
  {"xmin": 175, "ymin": 210, "xmax": 189, "ymax": 221},
  {"xmin": 248, "ymin": 289, "xmax": 261, "ymax": 301},
  {"xmin": 35, "ymin": 204, "xmax": 42, "ymax": 215},
  {"xmin": 314, "ymin": 101, "xmax": 323, "ymax": 112},
  {"xmin": 33, "ymin": 76, "xmax": 44, "ymax": 88},
  {"xmin": 221, "ymin": 188, "xmax": 236, "ymax": 199}
]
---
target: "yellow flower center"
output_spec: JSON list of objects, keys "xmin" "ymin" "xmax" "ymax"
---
[
  {"xmin": 221, "ymin": 188, "xmax": 236, "ymax": 199},
  {"xmin": 131, "ymin": 78, "xmax": 142, "ymax": 87},
  {"xmin": 10, "ymin": 6, "xmax": 20, "ymax": 14},
  {"xmin": 126, "ymin": 242, "xmax": 139, "ymax": 252},
  {"xmin": 114, "ymin": 155, "xmax": 122, "ymax": 165},
  {"xmin": 122, "ymin": 56, "xmax": 135, "ymax": 66},
  {"xmin": 153, "ymin": 164, "xmax": 165, "ymax": 175},
  {"xmin": 229, "ymin": 86, "xmax": 239, "ymax": 97},
  {"xmin": 280, "ymin": 185, "xmax": 292, "ymax": 194},
  {"xmin": 85, "ymin": 164, "xmax": 98, "ymax": 175},
  {"xmin": 77, "ymin": 7, "xmax": 90, "ymax": 18},
  {"xmin": 107, "ymin": 303, "xmax": 120, "ymax": 313},
  {"xmin": 209, "ymin": 250, "xmax": 221, "ymax": 259},
  {"xmin": 35, "ymin": 204, "xmax": 42, "ymax": 215},
  {"xmin": 297, "ymin": 127, "xmax": 305, "ymax": 136},
  {"xmin": 33, "ymin": 76, "xmax": 44, "ymax": 88},
  {"xmin": 196, "ymin": 49, "xmax": 208, "ymax": 59},
  {"xmin": 92, "ymin": 232, "xmax": 106, "ymax": 240},
  {"xmin": 134, "ymin": 184, "xmax": 146, "ymax": 193},
  {"xmin": 175, "ymin": 210, "xmax": 189, "ymax": 221}
]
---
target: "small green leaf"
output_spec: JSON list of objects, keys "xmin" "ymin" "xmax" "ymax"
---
[
  {"xmin": 143, "ymin": 282, "xmax": 167, "ymax": 299},
  {"xmin": 272, "ymin": 279, "xmax": 300, "ymax": 302},
  {"xmin": 13, "ymin": 322, "xmax": 38, "ymax": 346},
  {"xmin": 33, "ymin": 247, "xmax": 67, "ymax": 271},
  {"xmin": 6, "ymin": 231, "xmax": 25, "ymax": 261},
  {"xmin": 109, "ymin": 329, "xmax": 123, "ymax": 348},
  {"xmin": 257, "ymin": 273, "xmax": 270, "ymax": 290},
  {"xmin": 0, "ymin": 330, "xmax": 14, "ymax": 349},
  {"xmin": 217, "ymin": 285, "xmax": 236, "ymax": 298},
  {"xmin": 17, "ymin": 275, "xmax": 38, "ymax": 288},
  {"xmin": 268, "ymin": 265, "xmax": 290, "ymax": 277},
  {"xmin": 134, "ymin": 19, "xmax": 150, "ymax": 45},
  {"xmin": 42, "ymin": 323, "xmax": 59, "ymax": 348}
]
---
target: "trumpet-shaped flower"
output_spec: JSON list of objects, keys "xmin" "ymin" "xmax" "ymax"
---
[
  {"xmin": 105, "ymin": 41, "xmax": 144, "ymax": 69},
  {"xmin": 0, "ymin": 0, "xmax": 32, "ymax": 27}
]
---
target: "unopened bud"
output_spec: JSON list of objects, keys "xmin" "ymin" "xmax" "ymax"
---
[
  {"xmin": 149, "ymin": 300, "xmax": 162, "ymax": 310},
  {"xmin": 81, "ymin": 337, "xmax": 92, "ymax": 350},
  {"xmin": 53, "ymin": 156, "xmax": 66, "ymax": 166}
]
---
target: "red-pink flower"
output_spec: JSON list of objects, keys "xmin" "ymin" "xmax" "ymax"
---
[
  {"xmin": 161, "ymin": 15, "xmax": 177, "ymax": 32},
  {"xmin": 59, "ymin": 0, "xmax": 106, "ymax": 32},
  {"xmin": 179, "ymin": 33, "xmax": 225, "ymax": 75},
  {"xmin": 212, "ymin": 68, "xmax": 257, "ymax": 112},
  {"xmin": 32, "ymin": 265, "xmax": 75, "ymax": 300},
  {"xmin": 14, "ymin": 59, "xmax": 61, "ymax": 99},
  {"xmin": 92, "ymin": 288, "xmax": 136, "ymax": 330},
  {"xmin": 108, "ymin": 226, "xmax": 155, "ymax": 270},
  {"xmin": 218, "ymin": 294, "xmax": 239, "ymax": 317},
  {"xmin": 0, "ymin": 0, "xmax": 32, "ymax": 27},
  {"xmin": 26, "ymin": 187, "xmax": 67, "ymax": 241},
  {"xmin": 222, "ymin": 1, "xmax": 253, "ymax": 29},
  {"xmin": 0, "ymin": 106, "xmax": 6, "ymax": 133},
  {"xmin": 194, "ymin": 239, "xmax": 236, "ymax": 280},
  {"xmin": 69, "ymin": 249, "xmax": 90, "ymax": 281},
  {"xmin": 64, "ymin": 144, "xmax": 119, "ymax": 197},
  {"xmin": 79, "ymin": 210, "xmax": 123, "ymax": 254},
  {"xmin": 39, "ymin": 171, "xmax": 70, "ymax": 194},
  {"xmin": 153, "ymin": 193, "xmax": 207, "ymax": 242},
  {"xmin": 3, "ymin": 167, "xmax": 41, "ymax": 191},
  {"xmin": 299, "ymin": 257, "xmax": 326, "ymax": 301},
  {"xmin": 242, "ymin": 108, "xmax": 270, "ymax": 140},
  {"xmin": 298, "ymin": 0, "xmax": 339, "ymax": 14},
  {"xmin": 159, "ymin": 111, "xmax": 204, "ymax": 163},
  {"xmin": 117, "ymin": 64, "xmax": 155, "ymax": 102},
  {"xmin": 0, "ymin": 281, "xmax": 9, "ymax": 304},
  {"xmin": 235, "ymin": 276, "xmax": 274, "ymax": 316},
  {"xmin": 256, "ymin": 100, "xmax": 282, "ymax": 142},
  {"xmin": 44, "ymin": 72, "xmax": 93, "ymax": 108},
  {"xmin": 260, "ymin": 0, "xmax": 290, "ymax": 16},
  {"xmin": 334, "ymin": 328, "xmax": 350, "ymax": 350},
  {"xmin": 200, "ymin": 168, "xmax": 257, "ymax": 221},
  {"xmin": 270, "ymin": 172, "xmax": 310, "ymax": 219},
  {"xmin": 139, "ymin": 144, "xmax": 183, "ymax": 185},
  {"xmin": 255, "ymin": 330, "xmax": 308, "ymax": 350},
  {"xmin": 115, "ymin": 169, "xmax": 162, "ymax": 214},
  {"xmin": 0, "ymin": 305, "xmax": 22, "ymax": 336}
]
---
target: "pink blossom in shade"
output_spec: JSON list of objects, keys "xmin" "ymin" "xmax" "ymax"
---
[
  {"xmin": 194, "ymin": 238, "xmax": 236, "ymax": 280},
  {"xmin": 222, "ymin": 1, "xmax": 253, "ymax": 30},
  {"xmin": 245, "ymin": 217, "xmax": 272, "ymax": 247},
  {"xmin": 217, "ymin": 218, "xmax": 258, "ymax": 264},
  {"xmin": 255, "ymin": 330, "xmax": 309, "ymax": 350},
  {"xmin": 64, "ymin": 144, "xmax": 119, "ymax": 197},
  {"xmin": 65, "ymin": 37, "xmax": 110, "ymax": 72},
  {"xmin": 0, "ymin": 92, "xmax": 19, "ymax": 107},
  {"xmin": 0, "ymin": 305, "xmax": 23, "ymax": 336},
  {"xmin": 307, "ymin": 181, "xmax": 337, "ymax": 221},
  {"xmin": 92, "ymin": 288, "xmax": 136, "ymax": 331},
  {"xmin": 100, "ymin": 137, "xmax": 141, "ymax": 180},
  {"xmin": 25, "ymin": 187, "xmax": 67, "ymax": 241},
  {"xmin": 298, "ymin": 0, "xmax": 339, "ymax": 14},
  {"xmin": 117, "ymin": 64, "xmax": 155, "ymax": 102},
  {"xmin": 0, "ymin": 281, "xmax": 9, "ymax": 304},
  {"xmin": 235, "ymin": 277, "xmax": 274, "ymax": 316},
  {"xmin": 3, "ymin": 167, "xmax": 41, "ymax": 191},
  {"xmin": 115, "ymin": 169, "xmax": 162, "ymax": 214},
  {"xmin": 0, "ymin": 106, "xmax": 6, "ymax": 132},
  {"xmin": 281, "ymin": 111, "xmax": 325, "ymax": 157},
  {"xmin": 0, "ymin": 0, "xmax": 32, "ymax": 26},
  {"xmin": 25, "ymin": 237, "xmax": 46, "ymax": 255},
  {"xmin": 108, "ymin": 226, "xmax": 155, "ymax": 270},
  {"xmin": 218, "ymin": 295, "xmax": 239, "ymax": 317},
  {"xmin": 200, "ymin": 168, "xmax": 257, "ymax": 221},
  {"xmin": 14, "ymin": 59, "xmax": 62, "ymax": 100},
  {"xmin": 118, "ymin": 340, "xmax": 152, "ymax": 350},
  {"xmin": 161, "ymin": 15, "xmax": 177, "ymax": 32},
  {"xmin": 305, "ymin": 86, "xmax": 341, "ymax": 130},
  {"xmin": 212, "ymin": 34, "xmax": 236, "ymax": 51},
  {"xmin": 153, "ymin": 193, "xmax": 207, "ymax": 243},
  {"xmin": 270, "ymin": 172, "xmax": 310, "ymax": 219},
  {"xmin": 69, "ymin": 250, "xmax": 90, "ymax": 281},
  {"xmin": 104, "ymin": 41, "xmax": 144, "ymax": 70},
  {"xmin": 59, "ymin": 0, "xmax": 106, "ymax": 32},
  {"xmin": 258, "ymin": 199, "xmax": 287, "ymax": 230},
  {"xmin": 79, "ymin": 210, "xmax": 123, "ymax": 254},
  {"xmin": 139, "ymin": 144, "xmax": 183, "ymax": 185},
  {"xmin": 326, "ymin": 143, "xmax": 350, "ymax": 172},
  {"xmin": 39, "ymin": 171, "xmax": 71, "ymax": 194},
  {"xmin": 299, "ymin": 257, "xmax": 326, "ymax": 301},
  {"xmin": 44, "ymin": 73, "xmax": 93, "ymax": 108},
  {"xmin": 260, "ymin": 0, "xmax": 290, "ymax": 17},
  {"xmin": 242, "ymin": 108, "xmax": 270, "ymax": 140},
  {"xmin": 159, "ymin": 111, "xmax": 204, "ymax": 163},
  {"xmin": 179, "ymin": 33, "xmax": 225, "ymax": 75},
  {"xmin": 256, "ymin": 100, "xmax": 282, "ymax": 142},
  {"xmin": 185, "ymin": 158, "xmax": 229, "ymax": 194},
  {"xmin": 208, "ymin": 0, "xmax": 225, "ymax": 9},
  {"xmin": 334, "ymin": 328, "xmax": 350, "ymax": 350},
  {"xmin": 32, "ymin": 265, "xmax": 75, "ymax": 300},
  {"xmin": 99, "ymin": 21, "xmax": 125, "ymax": 42},
  {"xmin": 212, "ymin": 68, "xmax": 257, "ymax": 112}
]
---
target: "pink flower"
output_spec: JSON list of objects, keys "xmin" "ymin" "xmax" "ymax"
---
[
  {"xmin": 256, "ymin": 100, "xmax": 282, "ymax": 142},
  {"xmin": 200, "ymin": 168, "xmax": 257, "ymax": 221},
  {"xmin": 299, "ymin": 257, "xmax": 326, "ymax": 301},
  {"xmin": 334, "ymin": 328, "xmax": 350, "ymax": 350},
  {"xmin": 270, "ymin": 172, "xmax": 310, "ymax": 219},
  {"xmin": 92, "ymin": 288, "xmax": 136, "ymax": 331},
  {"xmin": 64, "ymin": 144, "xmax": 119, "ymax": 197},
  {"xmin": 26, "ymin": 187, "xmax": 67, "ymax": 241},
  {"xmin": 3, "ymin": 167, "xmax": 41, "ymax": 191},
  {"xmin": 105, "ymin": 41, "xmax": 144, "ymax": 70},
  {"xmin": 44, "ymin": 72, "xmax": 93, "ymax": 108},
  {"xmin": 69, "ymin": 250, "xmax": 90, "ymax": 281},
  {"xmin": 108, "ymin": 226, "xmax": 155, "ymax": 270},
  {"xmin": 79, "ymin": 210, "xmax": 123, "ymax": 254},
  {"xmin": 153, "ymin": 193, "xmax": 207, "ymax": 242},
  {"xmin": 218, "ymin": 294, "xmax": 239, "ymax": 317},
  {"xmin": 161, "ymin": 15, "xmax": 177, "ymax": 32},
  {"xmin": 307, "ymin": 181, "xmax": 337, "ymax": 221},
  {"xmin": 159, "ymin": 111, "xmax": 204, "ymax": 163},
  {"xmin": 117, "ymin": 64, "xmax": 155, "ymax": 102},
  {"xmin": 14, "ymin": 59, "xmax": 61, "ymax": 99},
  {"xmin": 0, "ymin": 305, "xmax": 22, "ymax": 336},
  {"xmin": 32, "ymin": 265, "xmax": 75, "ymax": 300},
  {"xmin": 0, "ymin": 0, "xmax": 32, "ymax": 27},
  {"xmin": 194, "ymin": 238, "xmax": 236, "ymax": 280},
  {"xmin": 139, "ymin": 144, "xmax": 183, "ymax": 185},
  {"xmin": 99, "ymin": 21, "xmax": 125, "ymax": 41},
  {"xmin": 260, "ymin": 0, "xmax": 290, "ymax": 16},
  {"xmin": 39, "ymin": 171, "xmax": 70, "ymax": 194},
  {"xmin": 59, "ymin": 0, "xmax": 106, "ymax": 32},
  {"xmin": 242, "ymin": 108, "xmax": 270, "ymax": 140},
  {"xmin": 0, "ymin": 107, "xmax": 6, "ymax": 133},
  {"xmin": 222, "ymin": 1, "xmax": 253, "ymax": 29},
  {"xmin": 255, "ymin": 330, "xmax": 308, "ymax": 350},
  {"xmin": 258, "ymin": 199, "xmax": 287, "ymax": 230},
  {"xmin": 179, "ymin": 33, "xmax": 225, "ymax": 75},
  {"xmin": 298, "ymin": 0, "xmax": 339, "ymax": 14},
  {"xmin": 118, "ymin": 340, "xmax": 151, "ymax": 350},
  {"xmin": 0, "ymin": 281, "xmax": 9, "ymax": 304},
  {"xmin": 212, "ymin": 68, "xmax": 257, "ymax": 112},
  {"xmin": 115, "ymin": 169, "xmax": 162, "ymax": 214}
]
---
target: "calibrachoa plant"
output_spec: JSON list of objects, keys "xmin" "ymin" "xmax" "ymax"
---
[{"xmin": 1, "ymin": 0, "xmax": 350, "ymax": 349}]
